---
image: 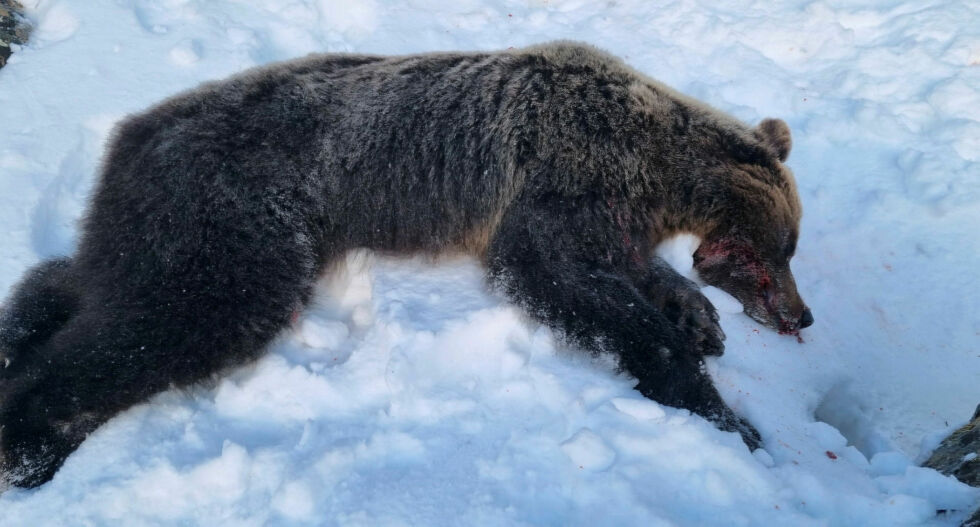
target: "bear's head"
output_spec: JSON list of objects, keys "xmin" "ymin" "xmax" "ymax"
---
[{"xmin": 692, "ymin": 118, "xmax": 813, "ymax": 335}]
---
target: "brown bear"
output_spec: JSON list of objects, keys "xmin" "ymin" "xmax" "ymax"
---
[{"xmin": 0, "ymin": 41, "xmax": 811, "ymax": 488}]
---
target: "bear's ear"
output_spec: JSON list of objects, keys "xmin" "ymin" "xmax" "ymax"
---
[{"xmin": 755, "ymin": 118, "xmax": 792, "ymax": 162}]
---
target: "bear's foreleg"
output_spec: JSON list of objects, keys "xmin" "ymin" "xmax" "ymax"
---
[
  {"xmin": 487, "ymin": 200, "xmax": 761, "ymax": 450},
  {"xmin": 638, "ymin": 257, "xmax": 726, "ymax": 357}
]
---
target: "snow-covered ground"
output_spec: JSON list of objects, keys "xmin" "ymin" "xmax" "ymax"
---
[{"xmin": 1, "ymin": 0, "xmax": 978, "ymax": 525}]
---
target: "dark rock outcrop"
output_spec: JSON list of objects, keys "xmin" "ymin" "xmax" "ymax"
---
[
  {"xmin": 924, "ymin": 404, "xmax": 980, "ymax": 526},
  {"xmin": 0, "ymin": 0, "xmax": 30, "ymax": 68}
]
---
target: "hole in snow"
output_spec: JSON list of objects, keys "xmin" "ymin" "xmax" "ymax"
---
[{"xmin": 814, "ymin": 381, "xmax": 894, "ymax": 459}]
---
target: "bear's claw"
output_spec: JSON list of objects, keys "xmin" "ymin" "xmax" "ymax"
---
[{"xmin": 710, "ymin": 404, "xmax": 763, "ymax": 451}]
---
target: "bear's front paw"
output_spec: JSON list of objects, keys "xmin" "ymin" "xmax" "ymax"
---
[{"xmin": 652, "ymin": 283, "xmax": 725, "ymax": 357}]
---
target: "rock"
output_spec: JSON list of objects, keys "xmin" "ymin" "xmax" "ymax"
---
[
  {"xmin": 924, "ymin": 404, "xmax": 980, "ymax": 486},
  {"xmin": 0, "ymin": 0, "xmax": 31, "ymax": 68},
  {"xmin": 923, "ymin": 404, "xmax": 980, "ymax": 526}
]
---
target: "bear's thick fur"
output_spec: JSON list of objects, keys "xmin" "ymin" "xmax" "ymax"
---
[{"xmin": 0, "ymin": 41, "xmax": 810, "ymax": 487}]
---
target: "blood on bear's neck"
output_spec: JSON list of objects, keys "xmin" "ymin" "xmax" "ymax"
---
[{"xmin": 694, "ymin": 237, "xmax": 804, "ymax": 342}]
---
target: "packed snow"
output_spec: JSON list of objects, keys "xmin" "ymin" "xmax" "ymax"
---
[{"xmin": 1, "ymin": 0, "xmax": 978, "ymax": 525}]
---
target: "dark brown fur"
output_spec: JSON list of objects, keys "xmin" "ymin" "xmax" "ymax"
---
[{"xmin": 0, "ymin": 41, "xmax": 810, "ymax": 488}]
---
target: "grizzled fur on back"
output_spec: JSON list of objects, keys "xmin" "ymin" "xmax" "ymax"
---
[{"xmin": 0, "ymin": 42, "xmax": 809, "ymax": 487}]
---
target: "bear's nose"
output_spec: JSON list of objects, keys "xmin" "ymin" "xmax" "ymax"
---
[{"xmin": 799, "ymin": 307, "xmax": 814, "ymax": 328}]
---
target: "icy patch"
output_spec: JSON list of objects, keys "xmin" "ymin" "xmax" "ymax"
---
[
  {"xmin": 168, "ymin": 39, "xmax": 202, "ymax": 67},
  {"xmin": 297, "ymin": 318, "xmax": 349, "ymax": 349},
  {"xmin": 876, "ymin": 466, "xmax": 978, "ymax": 513},
  {"xmin": 611, "ymin": 397, "xmax": 667, "ymax": 421},
  {"xmin": 271, "ymin": 480, "xmax": 315, "ymax": 521},
  {"xmin": 561, "ymin": 428, "xmax": 616, "ymax": 471},
  {"xmin": 316, "ymin": 0, "xmax": 379, "ymax": 38},
  {"xmin": 870, "ymin": 451, "xmax": 912, "ymax": 477},
  {"xmin": 31, "ymin": 3, "xmax": 79, "ymax": 45}
]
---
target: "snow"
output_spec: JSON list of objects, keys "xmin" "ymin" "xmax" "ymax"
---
[{"xmin": 1, "ymin": 0, "xmax": 978, "ymax": 525}]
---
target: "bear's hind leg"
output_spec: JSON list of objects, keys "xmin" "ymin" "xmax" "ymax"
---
[
  {"xmin": 0, "ymin": 247, "xmax": 321, "ymax": 488},
  {"xmin": 0, "ymin": 257, "xmax": 78, "ymax": 373}
]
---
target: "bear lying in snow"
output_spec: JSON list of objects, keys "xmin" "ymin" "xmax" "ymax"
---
[{"xmin": 0, "ymin": 41, "xmax": 812, "ymax": 487}]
